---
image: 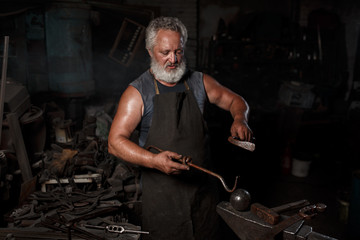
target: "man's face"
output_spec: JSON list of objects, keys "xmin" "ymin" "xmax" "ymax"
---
[{"xmin": 149, "ymin": 29, "xmax": 186, "ymax": 83}]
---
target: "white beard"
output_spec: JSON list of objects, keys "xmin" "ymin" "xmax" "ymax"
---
[{"xmin": 150, "ymin": 58, "xmax": 186, "ymax": 83}]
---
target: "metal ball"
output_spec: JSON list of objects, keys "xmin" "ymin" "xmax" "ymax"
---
[{"xmin": 230, "ymin": 188, "xmax": 251, "ymax": 211}]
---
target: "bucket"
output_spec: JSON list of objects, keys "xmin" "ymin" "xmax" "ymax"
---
[
  {"xmin": 337, "ymin": 198, "xmax": 349, "ymax": 224},
  {"xmin": 20, "ymin": 106, "xmax": 46, "ymax": 159},
  {"xmin": 291, "ymin": 158, "xmax": 311, "ymax": 177}
]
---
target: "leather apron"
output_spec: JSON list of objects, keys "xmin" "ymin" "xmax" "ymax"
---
[{"xmin": 142, "ymin": 78, "xmax": 220, "ymax": 240}]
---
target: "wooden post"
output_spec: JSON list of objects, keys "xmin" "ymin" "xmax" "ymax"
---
[
  {"xmin": 7, "ymin": 112, "xmax": 32, "ymax": 181},
  {"xmin": 0, "ymin": 36, "xmax": 9, "ymax": 144}
]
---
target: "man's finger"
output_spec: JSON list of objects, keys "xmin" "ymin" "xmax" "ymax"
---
[
  {"xmin": 171, "ymin": 169, "xmax": 182, "ymax": 175},
  {"xmin": 174, "ymin": 162, "xmax": 190, "ymax": 171}
]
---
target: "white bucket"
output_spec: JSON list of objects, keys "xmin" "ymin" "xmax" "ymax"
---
[{"xmin": 291, "ymin": 158, "xmax": 311, "ymax": 177}]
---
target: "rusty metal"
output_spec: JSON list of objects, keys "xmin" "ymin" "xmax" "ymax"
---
[
  {"xmin": 228, "ymin": 136, "xmax": 256, "ymax": 152},
  {"xmin": 146, "ymin": 145, "xmax": 239, "ymax": 193},
  {"xmin": 257, "ymin": 203, "xmax": 327, "ymax": 240},
  {"xmin": 3, "ymin": 137, "xmax": 142, "ymax": 240},
  {"xmin": 251, "ymin": 203, "xmax": 280, "ymax": 225},
  {"xmin": 250, "ymin": 199, "xmax": 310, "ymax": 225}
]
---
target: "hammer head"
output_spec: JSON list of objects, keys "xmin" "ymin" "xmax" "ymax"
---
[{"xmin": 251, "ymin": 203, "xmax": 280, "ymax": 225}]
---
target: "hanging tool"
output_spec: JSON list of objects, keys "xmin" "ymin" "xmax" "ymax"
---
[
  {"xmin": 147, "ymin": 145, "xmax": 239, "ymax": 193},
  {"xmin": 257, "ymin": 203, "xmax": 327, "ymax": 240},
  {"xmin": 83, "ymin": 224, "xmax": 149, "ymax": 235},
  {"xmin": 228, "ymin": 136, "xmax": 255, "ymax": 152}
]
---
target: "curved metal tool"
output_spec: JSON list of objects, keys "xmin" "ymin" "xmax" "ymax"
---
[
  {"xmin": 147, "ymin": 145, "xmax": 239, "ymax": 193},
  {"xmin": 228, "ymin": 136, "xmax": 256, "ymax": 152}
]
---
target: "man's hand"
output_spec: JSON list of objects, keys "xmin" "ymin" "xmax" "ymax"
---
[
  {"xmin": 230, "ymin": 119, "xmax": 253, "ymax": 142},
  {"xmin": 152, "ymin": 151, "xmax": 190, "ymax": 175},
  {"xmin": 203, "ymin": 74, "xmax": 252, "ymax": 142}
]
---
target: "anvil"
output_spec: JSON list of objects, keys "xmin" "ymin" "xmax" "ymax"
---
[{"xmin": 217, "ymin": 201, "xmax": 338, "ymax": 240}]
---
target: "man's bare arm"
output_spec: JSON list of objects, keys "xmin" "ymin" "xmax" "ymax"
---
[
  {"xmin": 203, "ymin": 74, "xmax": 253, "ymax": 141},
  {"xmin": 108, "ymin": 86, "xmax": 189, "ymax": 174}
]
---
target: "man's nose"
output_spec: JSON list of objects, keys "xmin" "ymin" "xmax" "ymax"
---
[{"xmin": 169, "ymin": 52, "xmax": 177, "ymax": 64}]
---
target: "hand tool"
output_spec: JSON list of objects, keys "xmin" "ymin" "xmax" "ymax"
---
[
  {"xmin": 251, "ymin": 199, "xmax": 310, "ymax": 225},
  {"xmin": 228, "ymin": 136, "xmax": 255, "ymax": 152},
  {"xmin": 257, "ymin": 203, "xmax": 327, "ymax": 240},
  {"xmin": 147, "ymin": 145, "xmax": 239, "ymax": 193},
  {"xmin": 83, "ymin": 224, "xmax": 149, "ymax": 235},
  {"xmin": 271, "ymin": 199, "xmax": 310, "ymax": 213},
  {"xmin": 251, "ymin": 203, "xmax": 280, "ymax": 225}
]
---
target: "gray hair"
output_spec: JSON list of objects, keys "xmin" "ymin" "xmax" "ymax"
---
[{"xmin": 145, "ymin": 16, "xmax": 188, "ymax": 50}]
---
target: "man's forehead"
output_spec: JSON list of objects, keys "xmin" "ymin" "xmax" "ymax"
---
[{"xmin": 155, "ymin": 30, "xmax": 183, "ymax": 46}]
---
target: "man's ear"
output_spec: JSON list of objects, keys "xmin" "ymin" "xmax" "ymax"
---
[{"xmin": 147, "ymin": 48, "xmax": 153, "ymax": 57}]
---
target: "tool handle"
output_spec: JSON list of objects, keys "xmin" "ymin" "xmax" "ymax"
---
[{"xmin": 271, "ymin": 199, "xmax": 310, "ymax": 213}]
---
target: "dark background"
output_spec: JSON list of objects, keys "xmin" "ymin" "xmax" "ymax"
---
[{"xmin": 1, "ymin": 0, "xmax": 360, "ymax": 239}]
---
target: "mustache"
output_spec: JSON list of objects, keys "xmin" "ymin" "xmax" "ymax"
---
[{"xmin": 165, "ymin": 62, "xmax": 179, "ymax": 68}]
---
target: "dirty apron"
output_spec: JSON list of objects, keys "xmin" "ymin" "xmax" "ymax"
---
[{"xmin": 142, "ymin": 79, "xmax": 220, "ymax": 240}]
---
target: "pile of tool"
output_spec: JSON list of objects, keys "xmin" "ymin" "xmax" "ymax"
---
[{"xmin": 0, "ymin": 137, "xmax": 145, "ymax": 239}]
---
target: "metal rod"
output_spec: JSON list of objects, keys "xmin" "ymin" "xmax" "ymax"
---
[
  {"xmin": 186, "ymin": 162, "xmax": 239, "ymax": 192},
  {"xmin": 0, "ymin": 36, "xmax": 9, "ymax": 144},
  {"xmin": 146, "ymin": 145, "xmax": 239, "ymax": 192}
]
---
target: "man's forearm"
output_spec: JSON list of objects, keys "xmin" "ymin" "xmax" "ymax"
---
[
  {"xmin": 230, "ymin": 95, "xmax": 250, "ymax": 123},
  {"xmin": 108, "ymin": 137, "xmax": 155, "ymax": 168}
]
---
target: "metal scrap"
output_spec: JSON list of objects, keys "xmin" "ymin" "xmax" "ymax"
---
[{"xmin": 2, "ymin": 133, "xmax": 143, "ymax": 239}]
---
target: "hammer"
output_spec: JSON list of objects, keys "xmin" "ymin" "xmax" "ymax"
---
[{"xmin": 250, "ymin": 199, "xmax": 310, "ymax": 225}]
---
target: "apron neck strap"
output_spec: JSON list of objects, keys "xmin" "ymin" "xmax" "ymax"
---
[
  {"xmin": 153, "ymin": 78, "xmax": 160, "ymax": 95},
  {"xmin": 184, "ymin": 81, "xmax": 190, "ymax": 91}
]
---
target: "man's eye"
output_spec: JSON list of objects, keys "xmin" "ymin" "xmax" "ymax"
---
[{"xmin": 161, "ymin": 51, "xmax": 169, "ymax": 55}]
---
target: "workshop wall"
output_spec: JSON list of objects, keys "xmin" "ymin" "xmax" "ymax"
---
[{"xmin": 195, "ymin": 0, "xmax": 359, "ymax": 194}]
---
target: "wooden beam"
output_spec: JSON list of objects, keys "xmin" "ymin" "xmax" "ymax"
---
[
  {"xmin": 7, "ymin": 112, "xmax": 32, "ymax": 181},
  {"xmin": 0, "ymin": 36, "xmax": 9, "ymax": 144}
]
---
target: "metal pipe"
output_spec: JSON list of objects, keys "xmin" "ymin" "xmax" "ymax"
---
[{"xmin": 147, "ymin": 145, "xmax": 239, "ymax": 192}]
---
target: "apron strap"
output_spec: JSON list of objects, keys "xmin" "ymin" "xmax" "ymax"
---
[
  {"xmin": 184, "ymin": 80, "xmax": 190, "ymax": 91},
  {"xmin": 153, "ymin": 78, "xmax": 190, "ymax": 95},
  {"xmin": 153, "ymin": 78, "xmax": 160, "ymax": 95}
]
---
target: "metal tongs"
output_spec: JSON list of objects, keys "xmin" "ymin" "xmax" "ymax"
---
[{"xmin": 146, "ymin": 145, "xmax": 239, "ymax": 193}]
